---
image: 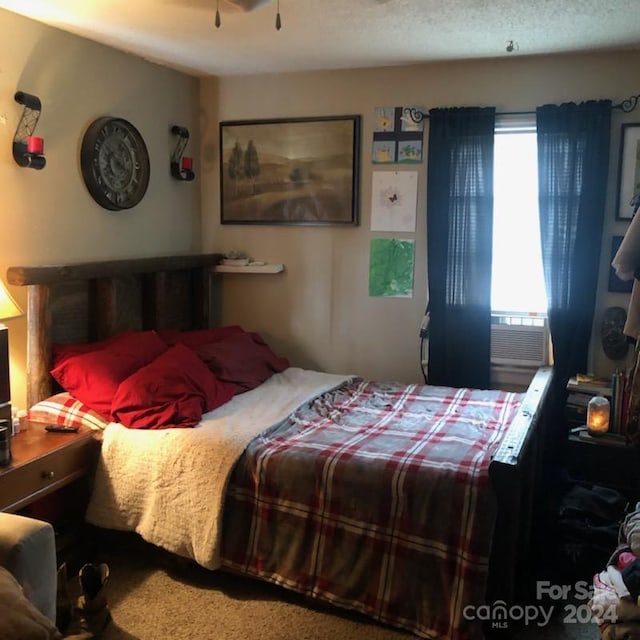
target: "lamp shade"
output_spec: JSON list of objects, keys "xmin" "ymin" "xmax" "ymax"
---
[
  {"xmin": 0, "ymin": 280, "xmax": 23, "ymax": 322},
  {"xmin": 586, "ymin": 395, "xmax": 610, "ymax": 436}
]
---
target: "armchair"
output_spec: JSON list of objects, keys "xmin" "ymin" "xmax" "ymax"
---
[{"xmin": 0, "ymin": 512, "xmax": 60, "ymax": 638}]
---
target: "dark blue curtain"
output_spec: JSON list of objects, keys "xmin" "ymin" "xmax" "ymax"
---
[
  {"xmin": 426, "ymin": 107, "xmax": 496, "ymax": 388},
  {"xmin": 536, "ymin": 101, "xmax": 612, "ymax": 386},
  {"xmin": 533, "ymin": 102, "xmax": 611, "ymax": 583}
]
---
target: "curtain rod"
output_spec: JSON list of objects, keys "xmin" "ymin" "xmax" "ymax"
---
[{"xmin": 407, "ymin": 93, "xmax": 640, "ymax": 124}]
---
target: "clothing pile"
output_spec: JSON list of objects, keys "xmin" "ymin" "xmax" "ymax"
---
[
  {"xmin": 556, "ymin": 483, "xmax": 627, "ymax": 583},
  {"xmin": 591, "ymin": 505, "xmax": 640, "ymax": 639}
]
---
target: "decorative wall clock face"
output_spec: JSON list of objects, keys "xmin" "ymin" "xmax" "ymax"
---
[{"xmin": 80, "ymin": 116, "xmax": 150, "ymax": 211}]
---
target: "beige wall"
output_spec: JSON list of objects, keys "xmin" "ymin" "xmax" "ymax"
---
[
  {"xmin": 2, "ymin": 4, "xmax": 638, "ymax": 408},
  {"xmin": 201, "ymin": 50, "xmax": 640, "ymax": 385},
  {"xmin": 0, "ymin": 9, "xmax": 202, "ymax": 409}
]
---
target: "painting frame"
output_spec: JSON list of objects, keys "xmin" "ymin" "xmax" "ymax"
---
[
  {"xmin": 616, "ymin": 122, "xmax": 640, "ymax": 220},
  {"xmin": 219, "ymin": 115, "xmax": 361, "ymax": 226}
]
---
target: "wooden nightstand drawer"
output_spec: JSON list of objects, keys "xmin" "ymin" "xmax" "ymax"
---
[{"xmin": 0, "ymin": 425, "xmax": 97, "ymax": 513}]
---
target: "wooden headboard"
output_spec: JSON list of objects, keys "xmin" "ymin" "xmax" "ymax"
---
[{"xmin": 6, "ymin": 253, "xmax": 223, "ymax": 407}]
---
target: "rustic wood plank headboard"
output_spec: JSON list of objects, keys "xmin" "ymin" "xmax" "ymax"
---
[{"xmin": 7, "ymin": 253, "xmax": 223, "ymax": 407}]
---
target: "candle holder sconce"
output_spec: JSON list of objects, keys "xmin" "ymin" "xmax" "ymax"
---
[
  {"xmin": 13, "ymin": 91, "xmax": 46, "ymax": 170},
  {"xmin": 170, "ymin": 125, "xmax": 194, "ymax": 181}
]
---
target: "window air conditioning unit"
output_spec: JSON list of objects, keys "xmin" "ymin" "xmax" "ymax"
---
[{"xmin": 490, "ymin": 321, "xmax": 549, "ymax": 368}]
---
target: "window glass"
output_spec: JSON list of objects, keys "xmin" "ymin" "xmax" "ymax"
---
[{"xmin": 491, "ymin": 124, "xmax": 548, "ymax": 315}]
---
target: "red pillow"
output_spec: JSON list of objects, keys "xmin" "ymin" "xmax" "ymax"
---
[
  {"xmin": 52, "ymin": 330, "xmax": 137, "ymax": 367},
  {"xmin": 50, "ymin": 331, "xmax": 168, "ymax": 419},
  {"xmin": 157, "ymin": 325, "xmax": 245, "ymax": 349},
  {"xmin": 110, "ymin": 344, "xmax": 236, "ymax": 429},
  {"xmin": 194, "ymin": 332, "xmax": 289, "ymax": 392}
]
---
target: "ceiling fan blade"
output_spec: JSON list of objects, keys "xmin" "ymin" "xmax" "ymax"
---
[
  {"xmin": 222, "ymin": 0, "xmax": 272, "ymax": 11},
  {"xmin": 160, "ymin": 0, "xmax": 272, "ymax": 13}
]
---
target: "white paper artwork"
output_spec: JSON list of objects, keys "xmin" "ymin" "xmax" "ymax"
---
[{"xmin": 370, "ymin": 170, "xmax": 418, "ymax": 232}]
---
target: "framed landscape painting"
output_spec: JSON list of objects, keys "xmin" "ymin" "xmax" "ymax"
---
[
  {"xmin": 220, "ymin": 115, "xmax": 361, "ymax": 225},
  {"xmin": 616, "ymin": 122, "xmax": 640, "ymax": 220}
]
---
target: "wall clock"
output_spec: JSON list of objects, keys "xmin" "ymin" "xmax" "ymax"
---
[{"xmin": 80, "ymin": 116, "xmax": 150, "ymax": 211}]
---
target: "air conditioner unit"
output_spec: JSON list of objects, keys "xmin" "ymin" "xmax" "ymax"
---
[{"xmin": 490, "ymin": 322, "xmax": 549, "ymax": 368}]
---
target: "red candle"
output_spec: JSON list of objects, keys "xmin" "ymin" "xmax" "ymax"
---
[
  {"xmin": 27, "ymin": 135, "xmax": 44, "ymax": 155},
  {"xmin": 181, "ymin": 156, "xmax": 193, "ymax": 171}
]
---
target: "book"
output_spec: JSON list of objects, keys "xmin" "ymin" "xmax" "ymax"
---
[
  {"xmin": 565, "ymin": 404, "xmax": 587, "ymax": 417},
  {"xmin": 574, "ymin": 373, "xmax": 611, "ymax": 385},
  {"xmin": 567, "ymin": 376, "xmax": 612, "ymax": 397},
  {"xmin": 611, "ymin": 369, "xmax": 625, "ymax": 434},
  {"xmin": 566, "ymin": 392, "xmax": 592, "ymax": 406}
]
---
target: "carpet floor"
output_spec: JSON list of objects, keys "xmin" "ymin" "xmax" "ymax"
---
[{"xmin": 83, "ymin": 532, "xmax": 600, "ymax": 640}]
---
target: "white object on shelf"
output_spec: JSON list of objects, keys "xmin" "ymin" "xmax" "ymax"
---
[
  {"xmin": 213, "ymin": 263, "xmax": 284, "ymax": 274},
  {"xmin": 221, "ymin": 258, "xmax": 250, "ymax": 266}
]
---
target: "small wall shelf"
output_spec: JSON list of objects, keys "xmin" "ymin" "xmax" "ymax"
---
[{"xmin": 213, "ymin": 263, "xmax": 284, "ymax": 274}]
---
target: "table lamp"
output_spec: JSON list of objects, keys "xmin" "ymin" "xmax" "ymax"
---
[
  {"xmin": 0, "ymin": 279, "xmax": 24, "ymax": 427},
  {"xmin": 586, "ymin": 395, "xmax": 610, "ymax": 437}
]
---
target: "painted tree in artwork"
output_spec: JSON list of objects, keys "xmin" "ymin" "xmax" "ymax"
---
[
  {"xmin": 244, "ymin": 140, "xmax": 260, "ymax": 194},
  {"xmin": 228, "ymin": 141, "xmax": 244, "ymax": 195}
]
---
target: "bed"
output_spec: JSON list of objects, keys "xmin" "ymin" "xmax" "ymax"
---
[{"xmin": 7, "ymin": 253, "xmax": 553, "ymax": 640}]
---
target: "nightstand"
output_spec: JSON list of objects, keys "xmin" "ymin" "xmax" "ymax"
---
[
  {"xmin": 0, "ymin": 422, "xmax": 98, "ymax": 513},
  {"xmin": 565, "ymin": 433, "xmax": 640, "ymax": 501},
  {"xmin": 0, "ymin": 422, "xmax": 100, "ymax": 570}
]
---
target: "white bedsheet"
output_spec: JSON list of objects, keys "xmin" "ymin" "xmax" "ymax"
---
[{"xmin": 85, "ymin": 367, "xmax": 351, "ymax": 569}]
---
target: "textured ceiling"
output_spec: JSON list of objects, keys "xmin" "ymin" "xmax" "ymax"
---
[{"xmin": 0, "ymin": 0, "xmax": 639, "ymax": 77}]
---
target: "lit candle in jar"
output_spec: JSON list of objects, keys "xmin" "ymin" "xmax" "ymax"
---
[
  {"xmin": 181, "ymin": 156, "xmax": 193, "ymax": 171},
  {"xmin": 27, "ymin": 135, "xmax": 44, "ymax": 155},
  {"xmin": 586, "ymin": 395, "xmax": 610, "ymax": 436}
]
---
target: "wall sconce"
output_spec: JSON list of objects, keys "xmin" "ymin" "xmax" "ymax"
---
[
  {"xmin": 170, "ymin": 125, "xmax": 195, "ymax": 182},
  {"xmin": 13, "ymin": 91, "xmax": 46, "ymax": 170},
  {"xmin": 0, "ymin": 279, "xmax": 23, "ymax": 430},
  {"xmin": 586, "ymin": 395, "xmax": 610, "ymax": 437}
]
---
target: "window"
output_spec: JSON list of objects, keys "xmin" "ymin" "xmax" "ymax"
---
[{"xmin": 491, "ymin": 117, "xmax": 548, "ymax": 316}]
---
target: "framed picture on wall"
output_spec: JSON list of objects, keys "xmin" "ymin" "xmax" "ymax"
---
[
  {"xmin": 609, "ymin": 235, "xmax": 633, "ymax": 293},
  {"xmin": 616, "ymin": 122, "xmax": 640, "ymax": 220},
  {"xmin": 219, "ymin": 115, "xmax": 361, "ymax": 225}
]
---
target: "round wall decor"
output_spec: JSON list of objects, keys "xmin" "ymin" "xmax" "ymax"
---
[
  {"xmin": 80, "ymin": 116, "xmax": 150, "ymax": 211},
  {"xmin": 601, "ymin": 306, "xmax": 629, "ymax": 361}
]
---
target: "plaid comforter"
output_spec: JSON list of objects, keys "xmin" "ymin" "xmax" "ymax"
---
[{"xmin": 221, "ymin": 379, "xmax": 524, "ymax": 639}]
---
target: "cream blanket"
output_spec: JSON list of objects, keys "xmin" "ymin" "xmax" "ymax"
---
[{"xmin": 85, "ymin": 368, "xmax": 351, "ymax": 569}]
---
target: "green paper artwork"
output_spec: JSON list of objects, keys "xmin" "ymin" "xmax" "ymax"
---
[{"xmin": 369, "ymin": 238, "xmax": 415, "ymax": 298}]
